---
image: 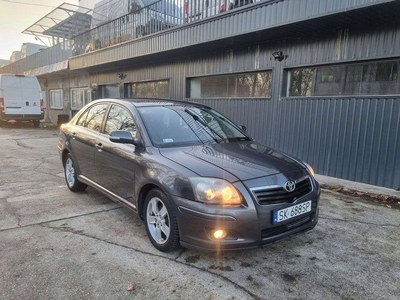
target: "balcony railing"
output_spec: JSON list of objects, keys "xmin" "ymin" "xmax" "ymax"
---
[
  {"xmin": 70, "ymin": 0, "xmax": 258, "ymax": 56},
  {"xmin": 71, "ymin": 0, "xmax": 184, "ymax": 55},
  {"xmin": 1, "ymin": 0, "xmax": 292, "ymax": 75},
  {"xmin": 0, "ymin": 0, "xmax": 259, "ymax": 74}
]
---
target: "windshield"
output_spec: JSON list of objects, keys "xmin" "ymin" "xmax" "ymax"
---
[{"xmin": 137, "ymin": 106, "xmax": 251, "ymax": 148}]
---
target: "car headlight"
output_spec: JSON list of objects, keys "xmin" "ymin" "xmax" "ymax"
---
[
  {"xmin": 304, "ymin": 163, "xmax": 315, "ymax": 177},
  {"xmin": 189, "ymin": 178, "xmax": 242, "ymax": 206}
]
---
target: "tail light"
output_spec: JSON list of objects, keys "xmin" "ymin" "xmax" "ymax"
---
[
  {"xmin": 0, "ymin": 98, "xmax": 4, "ymax": 111},
  {"xmin": 40, "ymin": 99, "xmax": 45, "ymax": 112},
  {"xmin": 184, "ymin": 0, "xmax": 188, "ymax": 23}
]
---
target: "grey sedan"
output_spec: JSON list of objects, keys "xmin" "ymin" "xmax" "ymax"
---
[{"xmin": 57, "ymin": 98, "xmax": 320, "ymax": 252}]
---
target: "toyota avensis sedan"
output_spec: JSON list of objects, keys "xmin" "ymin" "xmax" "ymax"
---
[{"xmin": 57, "ymin": 98, "xmax": 320, "ymax": 252}]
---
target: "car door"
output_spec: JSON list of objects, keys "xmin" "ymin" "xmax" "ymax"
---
[
  {"xmin": 70, "ymin": 103, "xmax": 109, "ymax": 183},
  {"xmin": 95, "ymin": 104, "xmax": 138, "ymax": 201}
]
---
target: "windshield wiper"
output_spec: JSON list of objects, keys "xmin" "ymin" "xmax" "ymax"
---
[{"xmin": 184, "ymin": 108, "xmax": 226, "ymax": 143}]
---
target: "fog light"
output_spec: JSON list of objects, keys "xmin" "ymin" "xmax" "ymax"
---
[{"xmin": 213, "ymin": 230, "xmax": 227, "ymax": 240}]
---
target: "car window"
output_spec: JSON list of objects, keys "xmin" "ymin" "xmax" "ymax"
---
[
  {"xmin": 138, "ymin": 106, "xmax": 201, "ymax": 146},
  {"xmin": 81, "ymin": 104, "xmax": 108, "ymax": 132},
  {"xmin": 76, "ymin": 109, "xmax": 89, "ymax": 127},
  {"xmin": 138, "ymin": 106, "xmax": 250, "ymax": 147},
  {"xmin": 104, "ymin": 104, "xmax": 137, "ymax": 137},
  {"xmin": 188, "ymin": 107, "xmax": 247, "ymax": 140}
]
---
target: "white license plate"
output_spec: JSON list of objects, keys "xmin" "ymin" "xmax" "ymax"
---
[{"xmin": 273, "ymin": 200, "xmax": 312, "ymax": 224}]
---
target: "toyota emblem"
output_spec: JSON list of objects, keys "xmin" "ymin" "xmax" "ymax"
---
[{"xmin": 284, "ymin": 181, "xmax": 296, "ymax": 192}]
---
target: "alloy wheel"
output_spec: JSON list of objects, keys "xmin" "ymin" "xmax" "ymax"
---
[
  {"xmin": 65, "ymin": 157, "xmax": 76, "ymax": 188},
  {"xmin": 146, "ymin": 197, "xmax": 171, "ymax": 245}
]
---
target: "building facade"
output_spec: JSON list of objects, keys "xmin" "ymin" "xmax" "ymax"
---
[{"xmin": 1, "ymin": 0, "xmax": 400, "ymax": 190}]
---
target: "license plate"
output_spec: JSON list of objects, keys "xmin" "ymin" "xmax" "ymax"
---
[{"xmin": 273, "ymin": 200, "xmax": 312, "ymax": 224}]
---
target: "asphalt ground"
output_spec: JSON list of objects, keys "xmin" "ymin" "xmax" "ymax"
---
[{"xmin": 0, "ymin": 124, "xmax": 399, "ymax": 300}]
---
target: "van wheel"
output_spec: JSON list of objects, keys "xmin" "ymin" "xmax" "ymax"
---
[
  {"xmin": 144, "ymin": 188, "xmax": 180, "ymax": 252},
  {"xmin": 64, "ymin": 154, "xmax": 87, "ymax": 192},
  {"xmin": 33, "ymin": 120, "xmax": 40, "ymax": 128}
]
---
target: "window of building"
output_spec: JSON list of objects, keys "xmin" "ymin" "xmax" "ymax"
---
[
  {"xmin": 50, "ymin": 89, "xmax": 63, "ymax": 109},
  {"xmin": 104, "ymin": 104, "xmax": 136, "ymax": 136},
  {"xmin": 287, "ymin": 59, "xmax": 400, "ymax": 97},
  {"xmin": 71, "ymin": 87, "xmax": 91, "ymax": 110},
  {"xmin": 76, "ymin": 103, "xmax": 109, "ymax": 132},
  {"xmin": 99, "ymin": 84, "xmax": 120, "ymax": 98},
  {"xmin": 288, "ymin": 68, "xmax": 315, "ymax": 97},
  {"xmin": 189, "ymin": 71, "xmax": 272, "ymax": 98},
  {"xmin": 129, "ymin": 80, "xmax": 170, "ymax": 98}
]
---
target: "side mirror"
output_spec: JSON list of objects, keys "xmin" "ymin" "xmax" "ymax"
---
[
  {"xmin": 109, "ymin": 130, "xmax": 142, "ymax": 147},
  {"xmin": 240, "ymin": 125, "xmax": 247, "ymax": 132}
]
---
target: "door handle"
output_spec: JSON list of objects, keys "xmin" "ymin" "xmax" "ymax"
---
[{"xmin": 95, "ymin": 143, "xmax": 103, "ymax": 151}]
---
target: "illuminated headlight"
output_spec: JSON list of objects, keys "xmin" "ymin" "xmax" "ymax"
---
[
  {"xmin": 190, "ymin": 178, "xmax": 242, "ymax": 206},
  {"xmin": 304, "ymin": 163, "xmax": 315, "ymax": 177}
]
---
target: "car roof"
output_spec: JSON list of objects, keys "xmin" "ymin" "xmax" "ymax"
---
[{"xmin": 98, "ymin": 98, "xmax": 210, "ymax": 109}]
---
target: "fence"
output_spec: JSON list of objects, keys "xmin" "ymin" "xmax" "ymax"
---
[{"xmin": 71, "ymin": 0, "xmax": 261, "ymax": 55}]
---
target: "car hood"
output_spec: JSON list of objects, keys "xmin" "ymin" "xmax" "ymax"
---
[{"xmin": 159, "ymin": 141, "xmax": 304, "ymax": 182}]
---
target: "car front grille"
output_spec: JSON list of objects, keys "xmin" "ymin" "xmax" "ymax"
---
[
  {"xmin": 261, "ymin": 215, "xmax": 311, "ymax": 239},
  {"xmin": 251, "ymin": 176, "xmax": 312, "ymax": 205}
]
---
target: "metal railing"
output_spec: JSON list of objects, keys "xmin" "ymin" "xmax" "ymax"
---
[
  {"xmin": 71, "ymin": 0, "xmax": 258, "ymax": 55},
  {"xmin": 185, "ymin": 0, "xmax": 235, "ymax": 22},
  {"xmin": 71, "ymin": 0, "xmax": 185, "ymax": 55},
  {"xmin": 0, "ymin": 0, "xmax": 261, "ymax": 73}
]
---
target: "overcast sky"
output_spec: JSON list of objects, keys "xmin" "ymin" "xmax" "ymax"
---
[{"xmin": 0, "ymin": 0, "xmax": 78, "ymax": 60}]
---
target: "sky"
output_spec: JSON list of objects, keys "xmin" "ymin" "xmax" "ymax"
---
[{"xmin": 0, "ymin": 0, "xmax": 79, "ymax": 60}]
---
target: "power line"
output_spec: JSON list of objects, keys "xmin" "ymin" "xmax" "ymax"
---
[{"xmin": 0, "ymin": 0, "xmax": 56, "ymax": 8}]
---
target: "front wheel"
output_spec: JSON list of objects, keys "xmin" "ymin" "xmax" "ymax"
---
[
  {"xmin": 64, "ymin": 153, "xmax": 87, "ymax": 192},
  {"xmin": 144, "ymin": 188, "xmax": 180, "ymax": 252}
]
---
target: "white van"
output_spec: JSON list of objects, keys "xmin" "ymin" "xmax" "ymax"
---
[{"xmin": 0, "ymin": 74, "xmax": 44, "ymax": 127}]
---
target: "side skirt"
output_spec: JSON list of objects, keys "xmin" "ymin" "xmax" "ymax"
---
[{"xmin": 78, "ymin": 175, "xmax": 137, "ymax": 212}]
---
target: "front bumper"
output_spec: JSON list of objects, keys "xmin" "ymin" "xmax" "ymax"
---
[{"xmin": 174, "ymin": 181, "xmax": 320, "ymax": 251}]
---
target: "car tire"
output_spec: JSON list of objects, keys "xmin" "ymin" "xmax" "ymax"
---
[
  {"xmin": 144, "ymin": 188, "xmax": 180, "ymax": 252},
  {"xmin": 64, "ymin": 153, "xmax": 88, "ymax": 192},
  {"xmin": 33, "ymin": 120, "xmax": 40, "ymax": 128}
]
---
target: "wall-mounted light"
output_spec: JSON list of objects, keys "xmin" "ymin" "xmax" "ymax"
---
[
  {"xmin": 118, "ymin": 73, "xmax": 127, "ymax": 80},
  {"xmin": 272, "ymin": 51, "xmax": 285, "ymax": 62}
]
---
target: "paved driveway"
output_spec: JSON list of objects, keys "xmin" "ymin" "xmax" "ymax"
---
[{"xmin": 0, "ymin": 126, "xmax": 399, "ymax": 300}]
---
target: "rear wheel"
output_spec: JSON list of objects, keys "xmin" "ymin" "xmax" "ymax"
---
[
  {"xmin": 144, "ymin": 188, "xmax": 180, "ymax": 252},
  {"xmin": 64, "ymin": 153, "xmax": 87, "ymax": 192},
  {"xmin": 33, "ymin": 120, "xmax": 40, "ymax": 128}
]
